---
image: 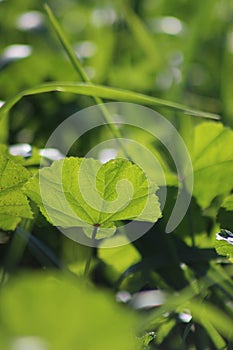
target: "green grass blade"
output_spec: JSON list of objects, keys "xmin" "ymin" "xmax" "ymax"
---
[
  {"xmin": 17, "ymin": 226, "xmax": 62, "ymax": 268},
  {"xmin": 1, "ymin": 5, "xmax": 220, "ymax": 123},
  {"xmin": 200, "ymin": 320, "xmax": 227, "ymax": 349},
  {"xmin": 0, "ymin": 82, "xmax": 220, "ymax": 120},
  {"xmin": 189, "ymin": 300, "xmax": 233, "ymax": 343},
  {"xmin": 141, "ymin": 262, "xmax": 233, "ymax": 333},
  {"xmin": 120, "ymin": 3, "xmax": 163, "ymax": 66},
  {"xmin": 44, "ymin": 4, "xmax": 132, "ymax": 158},
  {"xmin": 44, "ymin": 3, "xmax": 90, "ymax": 83}
]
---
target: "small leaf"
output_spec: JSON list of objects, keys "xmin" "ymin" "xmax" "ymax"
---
[
  {"xmin": 25, "ymin": 157, "xmax": 161, "ymax": 239},
  {"xmin": 215, "ymin": 229, "xmax": 233, "ymax": 258},
  {"xmin": 221, "ymin": 195, "xmax": 233, "ymax": 211},
  {"xmin": 138, "ymin": 332, "xmax": 156, "ymax": 349},
  {"xmin": 217, "ymin": 195, "xmax": 233, "ymax": 232},
  {"xmin": 98, "ymin": 236, "xmax": 141, "ymax": 282},
  {"xmin": 0, "ymin": 154, "xmax": 33, "ymax": 230}
]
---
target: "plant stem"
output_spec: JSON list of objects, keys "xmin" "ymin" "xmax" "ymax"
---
[
  {"xmin": 84, "ymin": 226, "xmax": 98, "ymax": 277},
  {"xmin": 44, "ymin": 4, "xmax": 132, "ymax": 160},
  {"xmin": 44, "ymin": 4, "xmax": 89, "ymax": 83},
  {"xmin": 0, "ymin": 269, "xmax": 6, "ymax": 287},
  {"xmin": 180, "ymin": 320, "xmax": 193, "ymax": 350}
]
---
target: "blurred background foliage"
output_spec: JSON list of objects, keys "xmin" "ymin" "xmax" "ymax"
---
[
  {"xmin": 1, "ymin": 0, "xmax": 233, "ymax": 349},
  {"xmin": 1, "ymin": 0, "xmax": 233, "ymax": 147}
]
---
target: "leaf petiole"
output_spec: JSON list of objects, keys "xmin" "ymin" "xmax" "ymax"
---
[{"xmin": 84, "ymin": 225, "xmax": 99, "ymax": 277}]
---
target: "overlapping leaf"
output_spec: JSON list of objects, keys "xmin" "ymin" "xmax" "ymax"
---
[
  {"xmin": 191, "ymin": 122, "xmax": 233, "ymax": 208},
  {"xmin": 217, "ymin": 195, "xmax": 233, "ymax": 234},
  {"xmin": 215, "ymin": 229, "xmax": 233, "ymax": 258},
  {"xmin": 0, "ymin": 154, "xmax": 33, "ymax": 230},
  {"xmin": 220, "ymin": 195, "xmax": 233, "ymax": 211}
]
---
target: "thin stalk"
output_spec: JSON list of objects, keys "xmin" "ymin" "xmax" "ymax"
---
[
  {"xmin": 44, "ymin": 4, "xmax": 89, "ymax": 83},
  {"xmin": 188, "ymin": 202, "xmax": 195, "ymax": 247},
  {"xmin": 84, "ymin": 225, "xmax": 98, "ymax": 277},
  {"xmin": 180, "ymin": 320, "xmax": 194, "ymax": 350},
  {"xmin": 0, "ymin": 219, "xmax": 35, "ymax": 286},
  {"xmin": 44, "ymin": 4, "xmax": 132, "ymax": 160},
  {"xmin": 1, "ymin": 224, "xmax": 29, "ymax": 285},
  {"xmin": 0, "ymin": 269, "xmax": 6, "ymax": 287},
  {"xmin": 182, "ymin": 181, "xmax": 195, "ymax": 247}
]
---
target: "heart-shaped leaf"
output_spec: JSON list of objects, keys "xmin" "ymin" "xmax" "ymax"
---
[{"xmin": 25, "ymin": 157, "xmax": 161, "ymax": 239}]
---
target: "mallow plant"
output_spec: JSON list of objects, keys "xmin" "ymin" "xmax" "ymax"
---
[{"xmin": 1, "ymin": 3, "xmax": 233, "ymax": 350}]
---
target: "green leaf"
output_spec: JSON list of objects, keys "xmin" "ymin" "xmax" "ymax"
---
[
  {"xmin": 191, "ymin": 122, "xmax": 233, "ymax": 208},
  {"xmin": 0, "ymin": 273, "xmax": 138, "ymax": 350},
  {"xmin": 155, "ymin": 319, "xmax": 176, "ymax": 345},
  {"xmin": 98, "ymin": 236, "xmax": 141, "ymax": 282},
  {"xmin": 25, "ymin": 157, "xmax": 161, "ymax": 239},
  {"xmin": 217, "ymin": 195, "xmax": 233, "ymax": 232},
  {"xmin": 215, "ymin": 229, "xmax": 233, "ymax": 258},
  {"xmin": 0, "ymin": 154, "xmax": 33, "ymax": 230},
  {"xmin": 138, "ymin": 332, "xmax": 156, "ymax": 350},
  {"xmin": 221, "ymin": 195, "xmax": 233, "ymax": 211}
]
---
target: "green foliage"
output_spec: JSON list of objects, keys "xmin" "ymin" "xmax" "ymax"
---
[
  {"xmin": 215, "ymin": 229, "xmax": 233, "ymax": 258},
  {"xmin": 191, "ymin": 122, "xmax": 233, "ymax": 208},
  {"xmin": 1, "ymin": 0, "xmax": 233, "ymax": 349},
  {"xmin": 98, "ymin": 236, "xmax": 141, "ymax": 283},
  {"xmin": 217, "ymin": 195, "xmax": 233, "ymax": 235},
  {"xmin": 25, "ymin": 157, "xmax": 161, "ymax": 239},
  {"xmin": 0, "ymin": 273, "xmax": 138, "ymax": 350},
  {"xmin": 0, "ymin": 153, "xmax": 33, "ymax": 230},
  {"xmin": 222, "ymin": 195, "xmax": 233, "ymax": 211}
]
